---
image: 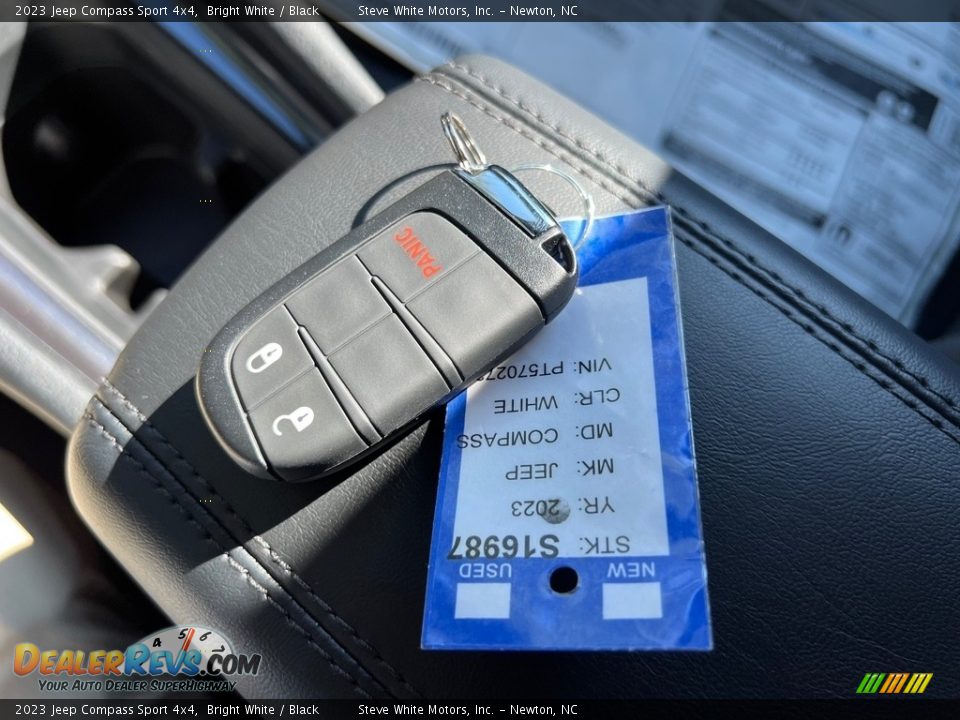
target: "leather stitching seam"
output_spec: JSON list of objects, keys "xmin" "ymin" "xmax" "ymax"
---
[
  {"xmin": 97, "ymin": 380, "xmax": 420, "ymax": 698},
  {"xmin": 82, "ymin": 412, "xmax": 373, "ymax": 698}
]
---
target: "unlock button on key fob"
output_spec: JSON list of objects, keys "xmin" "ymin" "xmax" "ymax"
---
[{"xmin": 247, "ymin": 369, "xmax": 366, "ymax": 481}]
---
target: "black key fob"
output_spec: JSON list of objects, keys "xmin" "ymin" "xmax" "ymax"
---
[{"xmin": 197, "ymin": 115, "xmax": 578, "ymax": 481}]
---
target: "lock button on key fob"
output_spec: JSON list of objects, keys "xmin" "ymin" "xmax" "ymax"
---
[{"xmin": 197, "ymin": 114, "xmax": 578, "ymax": 481}]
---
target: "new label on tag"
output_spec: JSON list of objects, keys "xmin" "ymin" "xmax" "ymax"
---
[{"xmin": 422, "ymin": 206, "xmax": 712, "ymax": 651}]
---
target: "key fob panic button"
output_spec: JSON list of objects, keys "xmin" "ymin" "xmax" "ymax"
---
[
  {"xmin": 248, "ymin": 368, "xmax": 366, "ymax": 481},
  {"xmin": 231, "ymin": 306, "xmax": 312, "ymax": 409},
  {"xmin": 357, "ymin": 211, "xmax": 478, "ymax": 302}
]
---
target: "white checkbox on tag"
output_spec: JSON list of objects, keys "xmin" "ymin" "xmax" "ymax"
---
[
  {"xmin": 602, "ymin": 582, "xmax": 663, "ymax": 620},
  {"xmin": 454, "ymin": 583, "xmax": 512, "ymax": 619}
]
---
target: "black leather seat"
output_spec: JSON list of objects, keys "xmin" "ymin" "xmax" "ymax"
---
[{"xmin": 67, "ymin": 56, "xmax": 960, "ymax": 698}]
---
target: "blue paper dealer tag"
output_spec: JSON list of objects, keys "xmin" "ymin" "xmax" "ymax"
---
[{"xmin": 422, "ymin": 207, "xmax": 712, "ymax": 651}]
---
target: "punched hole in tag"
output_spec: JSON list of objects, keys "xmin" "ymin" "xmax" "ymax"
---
[{"xmin": 549, "ymin": 566, "xmax": 579, "ymax": 595}]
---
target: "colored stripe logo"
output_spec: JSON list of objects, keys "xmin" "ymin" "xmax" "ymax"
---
[{"xmin": 857, "ymin": 672, "xmax": 933, "ymax": 694}]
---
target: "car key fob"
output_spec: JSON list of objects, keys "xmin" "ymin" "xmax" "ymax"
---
[{"xmin": 197, "ymin": 114, "xmax": 578, "ymax": 481}]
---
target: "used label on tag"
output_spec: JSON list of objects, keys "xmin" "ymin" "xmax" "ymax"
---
[{"xmin": 422, "ymin": 207, "xmax": 712, "ymax": 651}]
